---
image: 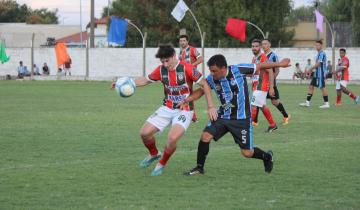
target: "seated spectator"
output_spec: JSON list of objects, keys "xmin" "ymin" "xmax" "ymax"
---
[
  {"xmin": 57, "ymin": 68, "xmax": 65, "ymax": 76},
  {"xmin": 326, "ymin": 60, "xmax": 332, "ymax": 79},
  {"xmin": 292, "ymin": 63, "xmax": 304, "ymax": 80},
  {"xmin": 23, "ymin": 66, "xmax": 30, "ymax": 76},
  {"xmin": 17, "ymin": 61, "xmax": 26, "ymax": 78},
  {"xmin": 42, "ymin": 63, "xmax": 50, "ymax": 75},
  {"xmin": 34, "ymin": 64, "xmax": 41, "ymax": 75}
]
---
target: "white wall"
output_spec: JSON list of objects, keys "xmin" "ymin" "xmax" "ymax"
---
[{"xmin": 1, "ymin": 47, "xmax": 360, "ymax": 80}]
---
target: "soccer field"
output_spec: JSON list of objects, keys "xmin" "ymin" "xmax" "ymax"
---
[{"xmin": 0, "ymin": 80, "xmax": 359, "ymax": 209}]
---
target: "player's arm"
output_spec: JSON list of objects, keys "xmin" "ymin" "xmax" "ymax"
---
[
  {"xmin": 266, "ymin": 68, "xmax": 275, "ymax": 96},
  {"xmin": 197, "ymin": 78, "xmax": 217, "ymax": 121},
  {"xmin": 192, "ymin": 55, "xmax": 203, "ymax": 67},
  {"xmin": 134, "ymin": 77, "xmax": 151, "ymax": 87},
  {"xmin": 255, "ymin": 58, "xmax": 291, "ymax": 74}
]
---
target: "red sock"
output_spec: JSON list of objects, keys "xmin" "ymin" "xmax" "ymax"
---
[
  {"xmin": 192, "ymin": 111, "xmax": 198, "ymax": 122},
  {"xmin": 143, "ymin": 137, "xmax": 158, "ymax": 156},
  {"xmin": 349, "ymin": 92, "xmax": 356, "ymax": 100},
  {"xmin": 336, "ymin": 95, "xmax": 341, "ymax": 104},
  {"xmin": 251, "ymin": 106, "xmax": 258, "ymax": 123},
  {"xmin": 159, "ymin": 147, "xmax": 176, "ymax": 166},
  {"xmin": 262, "ymin": 107, "xmax": 276, "ymax": 127}
]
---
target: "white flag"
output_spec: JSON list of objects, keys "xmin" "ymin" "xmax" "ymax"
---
[{"xmin": 171, "ymin": 0, "xmax": 189, "ymax": 22}]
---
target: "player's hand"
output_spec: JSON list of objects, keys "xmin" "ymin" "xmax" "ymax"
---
[
  {"xmin": 279, "ymin": 58, "xmax": 291, "ymax": 68},
  {"xmin": 177, "ymin": 101, "xmax": 189, "ymax": 110},
  {"xmin": 269, "ymin": 87, "xmax": 275, "ymax": 97},
  {"xmin": 207, "ymin": 106, "xmax": 218, "ymax": 121}
]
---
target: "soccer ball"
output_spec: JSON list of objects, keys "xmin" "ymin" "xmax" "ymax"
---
[{"xmin": 115, "ymin": 77, "xmax": 136, "ymax": 97}]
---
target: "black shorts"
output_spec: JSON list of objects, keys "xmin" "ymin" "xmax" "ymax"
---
[
  {"xmin": 266, "ymin": 86, "xmax": 280, "ymax": 100},
  {"xmin": 203, "ymin": 118, "xmax": 253, "ymax": 150},
  {"xmin": 310, "ymin": 77, "xmax": 326, "ymax": 88}
]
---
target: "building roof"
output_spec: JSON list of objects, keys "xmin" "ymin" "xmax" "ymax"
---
[{"xmin": 56, "ymin": 31, "xmax": 87, "ymax": 44}]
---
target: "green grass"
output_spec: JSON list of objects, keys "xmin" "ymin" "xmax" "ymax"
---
[{"xmin": 0, "ymin": 80, "xmax": 360, "ymax": 210}]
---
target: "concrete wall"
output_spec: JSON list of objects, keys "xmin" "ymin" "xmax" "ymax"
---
[{"xmin": 1, "ymin": 47, "xmax": 360, "ymax": 81}]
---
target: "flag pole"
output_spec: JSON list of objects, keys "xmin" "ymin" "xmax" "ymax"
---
[
  {"xmin": 187, "ymin": 9, "xmax": 205, "ymax": 75},
  {"xmin": 126, "ymin": 19, "xmax": 146, "ymax": 76},
  {"xmin": 247, "ymin": 21, "xmax": 266, "ymax": 39},
  {"xmin": 323, "ymin": 16, "xmax": 335, "ymax": 74}
]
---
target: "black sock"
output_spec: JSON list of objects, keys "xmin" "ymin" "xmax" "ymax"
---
[
  {"xmin": 306, "ymin": 93, "xmax": 313, "ymax": 101},
  {"xmin": 323, "ymin": 95, "xmax": 328, "ymax": 102},
  {"xmin": 276, "ymin": 103, "xmax": 288, "ymax": 118},
  {"xmin": 252, "ymin": 147, "xmax": 270, "ymax": 161},
  {"xmin": 197, "ymin": 140, "xmax": 210, "ymax": 168},
  {"xmin": 254, "ymin": 107, "xmax": 259, "ymax": 123}
]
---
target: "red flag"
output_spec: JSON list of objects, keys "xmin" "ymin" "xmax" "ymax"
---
[{"xmin": 225, "ymin": 18, "xmax": 247, "ymax": 42}]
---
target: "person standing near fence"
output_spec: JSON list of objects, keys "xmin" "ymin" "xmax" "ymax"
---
[
  {"xmin": 178, "ymin": 34, "xmax": 203, "ymax": 123},
  {"xmin": 64, "ymin": 58, "xmax": 72, "ymax": 76}
]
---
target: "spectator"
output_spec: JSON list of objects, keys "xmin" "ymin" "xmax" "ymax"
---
[
  {"xmin": 326, "ymin": 60, "xmax": 332, "ymax": 79},
  {"xmin": 17, "ymin": 61, "xmax": 26, "ymax": 78},
  {"xmin": 57, "ymin": 67, "xmax": 64, "ymax": 76},
  {"xmin": 292, "ymin": 63, "xmax": 304, "ymax": 80},
  {"xmin": 304, "ymin": 59, "xmax": 312, "ymax": 79},
  {"xmin": 33, "ymin": 64, "xmax": 41, "ymax": 75},
  {"xmin": 64, "ymin": 58, "xmax": 72, "ymax": 76},
  {"xmin": 42, "ymin": 63, "xmax": 50, "ymax": 75}
]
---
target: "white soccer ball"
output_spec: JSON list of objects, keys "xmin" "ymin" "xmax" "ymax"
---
[{"xmin": 115, "ymin": 77, "xmax": 136, "ymax": 97}]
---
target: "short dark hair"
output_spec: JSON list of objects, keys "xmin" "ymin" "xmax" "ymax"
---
[
  {"xmin": 340, "ymin": 48, "xmax": 346, "ymax": 53},
  {"xmin": 252, "ymin": 39, "xmax": 261, "ymax": 44},
  {"xmin": 316, "ymin": 40, "xmax": 323, "ymax": 45},
  {"xmin": 307, "ymin": 59, "xmax": 311, "ymax": 62},
  {"xmin": 207, "ymin": 54, "xmax": 227, "ymax": 68},
  {"xmin": 295, "ymin": 63, "xmax": 299, "ymax": 66},
  {"xmin": 262, "ymin": 38, "xmax": 271, "ymax": 43},
  {"xmin": 155, "ymin": 44, "xmax": 175, "ymax": 59},
  {"xmin": 178, "ymin": 34, "xmax": 189, "ymax": 41}
]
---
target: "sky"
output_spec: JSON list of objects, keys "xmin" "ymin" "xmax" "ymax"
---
[{"xmin": 16, "ymin": 0, "xmax": 313, "ymax": 29}]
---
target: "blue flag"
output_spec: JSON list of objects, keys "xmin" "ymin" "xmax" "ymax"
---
[{"xmin": 108, "ymin": 17, "xmax": 128, "ymax": 46}]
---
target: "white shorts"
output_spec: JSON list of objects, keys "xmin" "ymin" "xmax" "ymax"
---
[
  {"xmin": 336, "ymin": 80, "xmax": 347, "ymax": 90},
  {"xmin": 146, "ymin": 106, "xmax": 193, "ymax": 132},
  {"xmin": 251, "ymin": 90, "xmax": 267, "ymax": 107}
]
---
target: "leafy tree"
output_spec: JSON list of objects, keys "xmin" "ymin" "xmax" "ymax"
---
[
  {"xmin": 103, "ymin": 0, "xmax": 294, "ymax": 47},
  {"xmin": 0, "ymin": 0, "xmax": 58, "ymax": 24}
]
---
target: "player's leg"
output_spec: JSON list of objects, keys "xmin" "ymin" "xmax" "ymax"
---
[
  {"xmin": 300, "ymin": 82, "xmax": 315, "ymax": 107},
  {"xmin": 271, "ymin": 87, "xmax": 290, "ymax": 125},
  {"xmin": 260, "ymin": 105, "xmax": 277, "ymax": 132},
  {"xmin": 139, "ymin": 107, "xmax": 172, "ymax": 168},
  {"xmin": 335, "ymin": 81, "xmax": 342, "ymax": 106},
  {"xmin": 341, "ymin": 82, "xmax": 359, "ymax": 104},
  {"xmin": 191, "ymin": 103, "xmax": 198, "ymax": 122},
  {"xmin": 139, "ymin": 122, "xmax": 162, "ymax": 168},
  {"xmin": 251, "ymin": 91, "xmax": 262, "ymax": 126},
  {"xmin": 184, "ymin": 119, "xmax": 228, "ymax": 176},
  {"xmin": 151, "ymin": 110, "xmax": 192, "ymax": 176},
  {"xmin": 319, "ymin": 86, "xmax": 330, "ymax": 108},
  {"xmin": 227, "ymin": 119, "xmax": 274, "ymax": 173}
]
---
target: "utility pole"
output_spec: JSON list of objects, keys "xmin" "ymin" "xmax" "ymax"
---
[{"xmin": 90, "ymin": 0, "xmax": 95, "ymax": 48}]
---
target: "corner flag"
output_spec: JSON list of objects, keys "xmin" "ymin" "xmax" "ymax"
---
[
  {"xmin": 226, "ymin": 18, "xmax": 247, "ymax": 42},
  {"xmin": 171, "ymin": 0, "xmax": 189, "ymax": 22},
  {"xmin": 315, "ymin": 10, "xmax": 324, "ymax": 33},
  {"xmin": 0, "ymin": 40, "xmax": 10, "ymax": 64}
]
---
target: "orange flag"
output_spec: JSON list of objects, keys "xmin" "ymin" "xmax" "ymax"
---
[{"xmin": 55, "ymin": 42, "xmax": 70, "ymax": 67}]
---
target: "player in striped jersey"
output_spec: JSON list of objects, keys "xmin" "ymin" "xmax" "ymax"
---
[
  {"xmin": 134, "ymin": 45, "xmax": 217, "ymax": 176},
  {"xmin": 334, "ymin": 48, "xmax": 359, "ymax": 105},
  {"xmin": 299, "ymin": 40, "xmax": 330, "ymax": 108},
  {"xmin": 181, "ymin": 54, "xmax": 291, "ymax": 176},
  {"xmin": 179, "ymin": 34, "xmax": 203, "ymax": 123},
  {"xmin": 261, "ymin": 39, "xmax": 290, "ymax": 125},
  {"xmin": 251, "ymin": 39, "xmax": 278, "ymax": 133}
]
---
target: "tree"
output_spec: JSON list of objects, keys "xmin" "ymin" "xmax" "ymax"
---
[
  {"xmin": 104, "ymin": 0, "xmax": 294, "ymax": 47},
  {"xmin": 0, "ymin": 0, "xmax": 58, "ymax": 24}
]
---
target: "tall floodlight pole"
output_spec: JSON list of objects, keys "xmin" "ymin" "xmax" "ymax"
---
[
  {"xmin": 187, "ymin": 9, "xmax": 205, "ymax": 75},
  {"xmin": 90, "ymin": 0, "xmax": 95, "ymax": 48},
  {"xmin": 80, "ymin": 0, "xmax": 83, "ymax": 48}
]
